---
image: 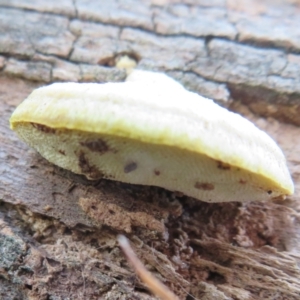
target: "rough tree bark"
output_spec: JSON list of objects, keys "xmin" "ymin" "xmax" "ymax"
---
[{"xmin": 1, "ymin": 0, "xmax": 300, "ymax": 299}]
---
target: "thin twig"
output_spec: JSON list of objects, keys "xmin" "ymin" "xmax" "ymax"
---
[{"xmin": 118, "ymin": 235, "xmax": 179, "ymax": 300}]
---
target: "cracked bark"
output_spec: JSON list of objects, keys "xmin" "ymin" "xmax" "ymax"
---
[{"xmin": 1, "ymin": 1, "xmax": 300, "ymax": 299}]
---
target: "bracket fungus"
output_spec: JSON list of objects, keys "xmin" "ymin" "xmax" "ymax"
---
[{"xmin": 10, "ymin": 70, "xmax": 294, "ymax": 203}]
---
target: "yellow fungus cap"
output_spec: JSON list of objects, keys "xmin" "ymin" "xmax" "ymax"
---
[{"xmin": 10, "ymin": 71, "xmax": 294, "ymax": 200}]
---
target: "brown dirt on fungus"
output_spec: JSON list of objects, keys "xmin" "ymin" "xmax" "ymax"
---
[
  {"xmin": 78, "ymin": 151, "xmax": 103, "ymax": 179},
  {"xmin": 124, "ymin": 161, "xmax": 138, "ymax": 173},
  {"xmin": 217, "ymin": 161, "xmax": 231, "ymax": 170},
  {"xmin": 31, "ymin": 122, "xmax": 56, "ymax": 134},
  {"xmin": 154, "ymin": 169, "xmax": 161, "ymax": 176},
  {"xmin": 194, "ymin": 182, "xmax": 215, "ymax": 190},
  {"xmin": 58, "ymin": 149, "xmax": 66, "ymax": 155},
  {"xmin": 80, "ymin": 139, "xmax": 115, "ymax": 154}
]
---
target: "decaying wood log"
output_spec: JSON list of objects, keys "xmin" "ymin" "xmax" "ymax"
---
[{"xmin": 0, "ymin": 1, "xmax": 300, "ymax": 299}]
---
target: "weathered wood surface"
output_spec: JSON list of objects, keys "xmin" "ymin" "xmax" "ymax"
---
[{"xmin": 1, "ymin": 1, "xmax": 300, "ymax": 299}]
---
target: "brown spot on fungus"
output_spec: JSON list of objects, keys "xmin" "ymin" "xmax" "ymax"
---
[
  {"xmin": 154, "ymin": 169, "xmax": 160, "ymax": 176},
  {"xmin": 239, "ymin": 179, "xmax": 247, "ymax": 184},
  {"xmin": 31, "ymin": 122, "xmax": 56, "ymax": 134},
  {"xmin": 217, "ymin": 161, "xmax": 231, "ymax": 170},
  {"xmin": 267, "ymin": 190, "xmax": 272, "ymax": 195},
  {"xmin": 80, "ymin": 139, "xmax": 114, "ymax": 154},
  {"xmin": 78, "ymin": 151, "xmax": 103, "ymax": 179},
  {"xmin": 194, "ymin": 182, "xmax": 215, "ymax": 190},
  {"xmin": 124, "ymin": 161, "xmax": 137, "ymax": 173},
  {"xmin": 58, "ymin": 149, "xmax": 66, "ymax": 155}
]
